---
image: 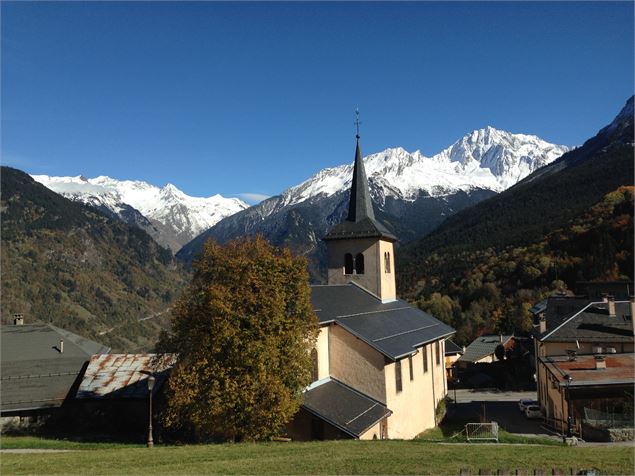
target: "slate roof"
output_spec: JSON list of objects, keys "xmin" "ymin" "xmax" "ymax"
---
[
  {"xmin": 302, "ymin": 377, "xmax": 391, "ymax": 438},
  {"xmin": 311, "ymin": 283, "xmax": 455, "ymax": 360},
  {"xmin": 76, "ymin": 353, "xmax": 178, "ymax": 399},
  {"xmin": 539, "ymin": 354, "xmax": 635, "ymax": 387},
  {"xmin": 444, "ymin": 339, "xmax": 463, "ymax": 356},
  {"xmin": 540, "ymin": 301, "xmax": 634, "ymax": 343},
  {"xmin": 456, "ymin": 335, "xmax": 513, "ymax": 363},
  {"xmin": 1, "ymin": 324, "xmax": 110, "ymax": 413},
  {"xmin": 324, "ymin": 136, "xmax": 397, "ymax": 242}
]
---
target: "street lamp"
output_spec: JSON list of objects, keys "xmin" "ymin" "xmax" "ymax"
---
[
  {"xmin": 564, "ymin": 374, "xmax": 573, "ymax": 438},
  {"xmin": 147, "ymin": 374, "xmax": 156, "ymax": 448},
  {"xmin": 453, "ymin": 377, "xmax": 460, "ymax": 406}
]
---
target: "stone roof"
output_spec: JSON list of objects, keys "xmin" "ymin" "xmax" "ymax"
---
[
  {"xmin": 311, "ymin": 283, "xmax": 455, "ymax": 360},
  {"xmin": 1, "ymin": 324, "xmax": 110, "ymax": 413},
  {"xmin": 302, "ymin": 377, "xmax": 391, "ymax": 438},
  {"xmin": 456, "ymin": 334, "xmax": 513, "ymax": 363}
]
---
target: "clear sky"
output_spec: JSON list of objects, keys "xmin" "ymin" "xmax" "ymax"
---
[{"xmin": 2, "ymin": 2, "xmax": 633, "ymax": 203}]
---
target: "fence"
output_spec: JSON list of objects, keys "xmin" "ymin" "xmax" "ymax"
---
[{"xmin": 465, "ymin": 422, "xmax": 499, "ymax": 443}]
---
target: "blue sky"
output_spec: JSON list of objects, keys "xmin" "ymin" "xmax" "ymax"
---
[{"xmin": 2, "ymin": 2, "xmax": 633, "ymax": 203}]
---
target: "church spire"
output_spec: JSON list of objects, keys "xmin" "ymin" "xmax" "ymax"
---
[{"xmin": 347, "ymin": 129, "xmax": 376, "ymax": 222}]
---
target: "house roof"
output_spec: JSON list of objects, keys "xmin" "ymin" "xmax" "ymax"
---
[
  {"xmin": 311, "ymin": 283, "xmax": 455, "ymax": 361},
  {"xmin": 539, "ymin": 353, "xmax": 635, "ymax": 387},
  {"xmin": 302, "ymin": 377, "xmax": 391, "ymax": 438},
  {"xmin": 444, "ymin": 339, "xmax": 463, "ymax": 356},
  {"xmin": 529, "ymin": 299, "xmax": 548, "ymax": 316},
  {"xmin": 1, "ymin": 324, "xmax": 110, "ymax": 413},
  {"xmin": 456, "ymin": 335, "xmax": 513, "ymax": 363},
  {"xmin": 324, "ymin": 136, "xmax": 397, "ymax": 243},
  {"xmin": 76, "ymin": 353, "xmax": 178, "ymax": 399},
  {"xmin": 539, "ymin": 301, "xmax": 633, "ymax": 343}
]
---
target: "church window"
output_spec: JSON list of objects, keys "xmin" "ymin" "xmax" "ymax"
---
[
  {"xmin": 384, "ymin": 252, "xmax": 391, "ymax": 273},
  {"xmin": 344, "ymin": 254, "xmax": 354, "ymax": 275},
  {"xmin": 423, "ymin": 346, "xmax": 428, "ymax": 373},
  {"xmin": 435, "ymin": 341, "xmax": 441, "ymax": 366},
  {"xmin": 395, "ymin": 360, "xmax": 402, "ymax": 392},
  {"xmin": 408, "ymin": 355, "xmax": 414, "ymax": 381},
  {"xmin": 310, "ymin": 348, "xmax": 319, "ymax": 382},
  {"xmin": 355, "ymin": 253, "xmax": 365, "ymax": 274}
]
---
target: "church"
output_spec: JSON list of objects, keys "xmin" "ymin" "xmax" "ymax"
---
[{"xmin": 287, "ymin": 131, "xmax": 455, "ymax": 440}]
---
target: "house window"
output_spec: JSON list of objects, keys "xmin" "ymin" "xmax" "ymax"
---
[
  {"xmin": 395, "ymin": 360, "xmax": 402, "ymax": 392},
  {"xmin": 310, "ymin": 348, "xmax": 319, "ymax": 382},
  {"xmin": 423, "ymin": 346, "xmax": 428, "ymax": 373},
  {"xmin": 384, "ymin": 252, "xmax": 391, "ymax": 273},
  {"xmin": 355, "ymin": 253, "xmax": 365, "ymax": 274},
  {"xmin": 344, "ymin": 253, "xmax": 354, "ymax": 275},
  {"xmin": 408, "ymin": 355, "xmax": 414, "ymax": 381},
  {"xmin": 435, "ymin": 341, "xmax": 440, "ymax": 366}
]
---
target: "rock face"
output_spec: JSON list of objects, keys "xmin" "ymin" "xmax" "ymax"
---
[
  {"xmin": 178, "ymin": 127, "xmax": 570, "ymax": 280},
  {"xmin": 31, "ymin": 175, "xmax": 249, "ymax": 252}
]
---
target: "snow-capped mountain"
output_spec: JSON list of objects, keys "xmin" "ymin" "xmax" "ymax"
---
[
  {"xmin": 281, "ymin": 127, "xmax": 570, "ymax": 207},
  {"xmin": 31, "ymin": 175, "xmax": 249, "ymax": 252},
  {"xmin": 177, "ymin": 127, "xmax": 570, "ymax": 280}
]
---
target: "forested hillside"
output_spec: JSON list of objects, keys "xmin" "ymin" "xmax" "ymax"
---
[
  {"xmin": 397, "ymin": 97, "xmax": 634, "ymax": 344},
  {"xmin": 1, "ymin": 167, "xmax": 188, "ymax": 351}
]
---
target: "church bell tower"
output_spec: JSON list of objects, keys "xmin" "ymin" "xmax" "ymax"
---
[{"xmin": 323, "ymin": 114, "xmax": 398, "ymax": 302}]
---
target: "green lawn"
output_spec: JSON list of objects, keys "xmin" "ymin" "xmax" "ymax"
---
[{"xmin": 1, "ymin": 436, "xmax": 633, "ymax": 475}]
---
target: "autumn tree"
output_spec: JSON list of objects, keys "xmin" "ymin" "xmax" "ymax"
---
[{"xmin": 158, "ymin": 236, "xmax": 318, "ymax": 442}]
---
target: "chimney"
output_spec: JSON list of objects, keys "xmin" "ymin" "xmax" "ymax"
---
[
  {"xmin": 59, "ymin": 340, "xmax": 64, "ymax": 354},
  {"xmin": 608, "ymin": 296, "xmax": 616, "ymax": 317},
  {"xmin": 594, "ymin": 355, "xmax": 606, "ymax": 370},
  {"xmin": 539, "ymin": 316, "xmax": 547, "ymax": 334},
  {"xmin": 499, "ymin": 334, "xmax": 503, "ymax": 343},
  {"xmin": 13, "ymin": 314, "xmax": 24, "ymax": 326}
]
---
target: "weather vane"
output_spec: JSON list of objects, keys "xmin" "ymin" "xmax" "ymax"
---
[{"xmin": 354, "ymin": 108, "xmax": 361, "ymax": 138}]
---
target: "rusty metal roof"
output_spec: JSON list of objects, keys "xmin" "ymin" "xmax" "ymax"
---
[
  {"xmin": 76, "ymin": 353, "xmax": 177, "ymax": 399},
  {"xmin": 540, "ymin": 353, "xmax": 635, "ymax": 387}
]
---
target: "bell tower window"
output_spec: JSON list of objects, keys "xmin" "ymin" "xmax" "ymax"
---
[
  {"xmin": 344, "ymin": 253, "xmax": 354, "ymax": 275},
  {"xmin": 355, "ymin": 253, "xmax": 365, "ymax": 275}
]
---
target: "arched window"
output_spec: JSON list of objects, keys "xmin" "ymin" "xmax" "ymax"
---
[
  {"xmin": 310, "ymin": 348, "xmax": 319, "ymax": 382},
  {"xmin": 344, "ymin": 253, "xmax": 354, "ymax": 275},
  {"xmin": 355, "ymin": 253, "xmax": 365, "ymax": 274},
  {"xmin": 384, "ymin": 252, "xmax": 391, "ymax": 273}
]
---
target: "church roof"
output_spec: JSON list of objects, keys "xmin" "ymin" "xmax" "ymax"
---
[
  {"xmin": 302, "ymin": 377, "xmax": 391, "ymax": 438},
  {"xmin": 311, "ymin": 283, "xmax": 455, "ymax": 360},
  {"xmin": 324, "ymin": 136, "xmax": 397, "ymax": 242}
]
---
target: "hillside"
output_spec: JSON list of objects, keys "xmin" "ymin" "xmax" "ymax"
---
[
  {"xmin": 178, "ymin": 127, "xmax": 568, "ymax": 280},
  {"xmin": 1, "ymin": 167, "xmax": 188, "ymax": 351},
  {"xmin": 397, "ymin": 97, "xmax": 634, "ymax": 344}
]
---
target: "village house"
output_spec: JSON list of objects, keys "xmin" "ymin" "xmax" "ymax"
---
[
  {"xmin": 287, "ymin": 132, "xmax": 455, "ymax": 441},
  {"xmin": 533, "ymin": 295, "xmax": 634, "ymax": 439},
  {"xmin": 454, "ymin": 334, "xmax": 514, "ymax": 368}
]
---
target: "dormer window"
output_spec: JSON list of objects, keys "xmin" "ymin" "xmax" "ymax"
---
[
  {"xmin": 344, "ymin": 254, "xmax": 354, "ymax": 274},
  {"xmin": 355, "ymin": 253, "xmax": 365, "ymax": 274}
]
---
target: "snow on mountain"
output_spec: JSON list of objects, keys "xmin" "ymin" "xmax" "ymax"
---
[
  {"xmin": 282, "ymin": 127, "xmax": 570, "ymax": 207},
  {"xmin": 31, "ymin": 175, "xmax": 249, "ymax": 251}
]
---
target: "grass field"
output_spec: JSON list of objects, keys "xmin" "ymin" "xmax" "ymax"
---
[{"xmin": 1, "ymin": 436, "xmax": 633, "ymax": 475}]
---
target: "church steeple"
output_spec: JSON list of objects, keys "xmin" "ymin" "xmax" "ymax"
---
[{"xmin": 323, "ymin": 111, "xmax": 397, "ymax": 302}]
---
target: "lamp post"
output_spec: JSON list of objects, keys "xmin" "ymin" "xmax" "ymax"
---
[
  {"xmin": 564, "ymin": 374, "xmax": 573, "ymax": 438},
  {"xmin": 147, "ymin": 375, "xmax": 155, "ymax": 448},
  {"xmin": 453, "ymin": 377, "xmax": 460, "ymax": 406}
]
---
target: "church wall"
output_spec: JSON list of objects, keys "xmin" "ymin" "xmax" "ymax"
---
[
  {"xmin": 316, "ymin": 325, "xmax": 330, "ymax": 381},
  {"xmin": 384, "ymin": 340, "xmax": 448, "ymax": 439},
  {"xmin": 326, "ymin": 239, "xmax": 382, "ymax": 298},
  {"xmin": 328, "ymin": 323, "xmax": 386, "ymax": 403},
  {"xmin": 377, "ymin": 239, "xmax": 396, "ymax": 302}
]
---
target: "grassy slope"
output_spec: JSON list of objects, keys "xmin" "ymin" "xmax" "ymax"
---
[{"xmin": 1, "ymin": 437, "xmax": 633, "ymax": 475}]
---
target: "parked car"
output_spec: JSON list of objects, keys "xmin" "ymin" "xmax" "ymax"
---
[
  {"xmin": 518, "ymin": 399, "xmax": 538, "ymax": 412},
  {"xmin": 525, "ymin": 405, "xmax": 543, "ymax": 419}
]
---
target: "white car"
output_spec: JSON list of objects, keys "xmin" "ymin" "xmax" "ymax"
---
[
  {"xmin": 518, "ymin": 399, "xmax": 538, "ymax": 412},
  {"xmin": 525, "ymin": 405, "xmax": 543, "ymax": 419}
]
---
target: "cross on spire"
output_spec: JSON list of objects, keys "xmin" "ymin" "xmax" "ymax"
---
[{"xmin": 354, "ymin": 108, "xmax": 361, "ymax": 138}]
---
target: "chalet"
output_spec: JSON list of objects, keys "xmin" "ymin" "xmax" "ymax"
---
[
  {"xmin": 533, "ymin": 296, "xmax": 634, "ymax": 438},
  {"xmin": 287, "ymin": 131, "xmax": 455, "ymax": 441},
  {"xmin": 0, "ymin": 319, "xmax": 110, "ymax": 431}
]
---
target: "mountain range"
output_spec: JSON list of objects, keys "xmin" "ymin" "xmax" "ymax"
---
[
  {"xmin": 177, "ymin": 127, "xmax": 570, "ymax": 279},
  {"xmin": 31, "ymin": 175, "xmax": 248, "ymax": 252}
]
